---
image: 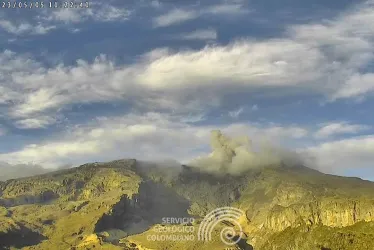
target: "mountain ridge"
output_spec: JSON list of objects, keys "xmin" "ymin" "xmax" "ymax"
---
[{"xmin": 1, "ymin": 158, "xmax": 374, "ymax": 249}]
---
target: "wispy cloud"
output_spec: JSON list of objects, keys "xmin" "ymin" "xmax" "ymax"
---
[
  {"xmin": 0, "ymin": 3, "xmax": 131, "ymax": 36},
  {"xmin": 14, "ymin": 116, "xmax": 58, "ymax": 129},
  {"xmin": 205, "ymin": 3, "xmax": 250, "ymax": 15},
  {"xmin": 0, "ymin": 20, "xmax": 56, "ymax": 35},
  {"xmin": 229, "ymin": 107, "xmax": 244, "ymax": 118},
  {"xmin": 175, "ymin": 28, "xmax": 217, "ymax": 41},
  {"xmin": 153, "ymin": 2, "xmax": 249, "ymax": 27},
  {"xmin": 153, "ymin": 9, "xmax": 199, "ymax": 27},
  {"xmin": 314, "ymin": 122, "xmax": 370, "ymax": 139},
  {"xmin": 45, "ymin": 4, "xmax": 131, "ymax": 24}
]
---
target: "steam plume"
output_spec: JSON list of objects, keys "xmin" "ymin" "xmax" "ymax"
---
[{"xmin": 188, "ymin": 130, "xmax": 301, "ymax": 175}]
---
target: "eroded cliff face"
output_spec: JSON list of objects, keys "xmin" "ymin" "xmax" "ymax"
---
[
  {"xmin": 0, "ymin": 159, "xmax": 142, "ymax": 250},
  {"xmin": 264, "ymin": 199, "xmax": 374, "ymax": 232},
  {"xmin": 222, "ymin": 166, "xmax": 374, "ymax": 249},
  {"xmin": 94, "ymin": 180, "xmax": 191, "ymax": 242},
  {"xmin": 1, "ymin": 160, "xmax": 374, "ymax": 250}
]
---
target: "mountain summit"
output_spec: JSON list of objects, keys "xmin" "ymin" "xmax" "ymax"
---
[{"xmin": 1, "ymin": 156, "xmax": 374, "ymax": 249}]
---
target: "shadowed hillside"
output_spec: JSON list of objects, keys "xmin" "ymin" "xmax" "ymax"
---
[{"xmin": 1, "ymin": 157, "xmax": 374, "ymax": 249}]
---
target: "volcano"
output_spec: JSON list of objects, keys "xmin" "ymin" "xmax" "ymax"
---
[{"xmin": 1, "ymin": 156, "xmax": 374, "ymax": 249}]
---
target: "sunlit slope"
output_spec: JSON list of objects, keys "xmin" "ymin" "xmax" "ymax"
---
[{"xmin": 1, "ymin": 159, "xmax": 374, "ymax": 249}]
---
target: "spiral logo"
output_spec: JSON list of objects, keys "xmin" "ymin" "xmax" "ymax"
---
[{"xmin": 197, "ymin": 207, "xmax": 244, "ymax": 246}]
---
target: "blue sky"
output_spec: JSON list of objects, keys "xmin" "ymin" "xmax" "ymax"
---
[{"xmin": 1, "ymin": 0, "xmax": 374, "ymax": 180}]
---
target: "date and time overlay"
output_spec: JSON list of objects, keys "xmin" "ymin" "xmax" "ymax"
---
[{"xmin": 2, "ymin": 1, "xmax": 90, "ymax": 8}]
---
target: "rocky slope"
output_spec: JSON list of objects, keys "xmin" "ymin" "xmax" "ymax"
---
[{"xmin": 1, "ymin": 159, "xmax": 374, "ymax": 249}]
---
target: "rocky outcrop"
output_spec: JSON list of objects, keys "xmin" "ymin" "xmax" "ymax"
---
[
  {"xmin": 94, "ymin": 179, "xmax": 191, "ymax": 243},
  {"xmin": 0, "ymin": 222, "xmax": 46, "ymax": 249},
  {"xmin": 2, "ymin": 159, "xmax": 374, "ymax": 250},
  {"xmin": 263, "ymin": 199, "xmax": 374, "ymax": 232},
  {"xmin": 0, "ymin": 190, "xmax": 59, "ymax": 207}
]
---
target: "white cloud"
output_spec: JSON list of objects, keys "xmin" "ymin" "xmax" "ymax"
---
[
  {"xmin": 289, "ymin": 0, "xmax": 374, "ymax": 100},
  {"xmin": 153, "ymin": 9, "xmax": 199, "ymax": 27},
  {"xmin": 229, "ymin": 107, "xmax": 244, "ymax": 118},
  {"xmin": 153, "ymin": 2, "xmax": 249, "ymax": 27},
  {"xmin": 134, "ymin": 40, "xmax": 325, "ymax": 90},
  {"xmin": 95, "ymin": 5, "xmax": 131, "ymax": 22},
  {"xmin": 0, "ymin": 20, "xmax": 56, "ymax": 35},
  {"xmin": 3, "ymin": 39, "xmax": 325, "ymax": 122},
  {"xmin": 50, "ymin": 9, "xmax": 83, "ymax": 23},
  {"xmin": 175, "ymin": 28, "xmax": 217, "ymax": 41},
  {"xmin": 144, "ymin": 1, "xmax": 374, "ymax": 101},
  {"xmin": 14, "ymin": 116, "xmax": 57, "ymax": 129},
  {"xmin": 0, "ymin": 20, "xmax": 31, "ymax": 34},
  {"xmin": 2, "ymin": 1, "xmax": 374, "ymax": 128},
  {"xmin": 205, "ymin": 3, "xmax": 249, "ymax": 15},
  {"xmin": 304, "ymin": 135, "xmax": 374, "ymax": 173},
  {"xmin": 0, "ymin": 113, "xmax": 309, "ymax": 167},
  {"xmin": 33, "ymin": 23, "xmax": 56, "ymax": 34},
  {"xmin": 1, "ymin": 0, "xmax": 374, "ymax": 180},
  {"xmin": 46, "ymin": 5, "xmax": 131, "ymax": 24},
  {"xmin": 314, "ymin": 122, "xmax": 370, "ymax": 139},
  {"xmin": 331, "ymin": 73, "xmax": 374, "ymax": 100},
  {"xmin": 0, "ymin": 4, "xmax": 129, "ymax": 35}
]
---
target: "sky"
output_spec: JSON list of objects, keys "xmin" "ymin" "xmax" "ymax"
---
[{"xmin": 1, "ymin": 0, "xmax": 374, "ymax": 180}]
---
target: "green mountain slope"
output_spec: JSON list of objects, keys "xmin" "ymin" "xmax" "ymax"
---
[{"xmin": 1, "ymin": 159, "xmax": 374, "ymax": 250}]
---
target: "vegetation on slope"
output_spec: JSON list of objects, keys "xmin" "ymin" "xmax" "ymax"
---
[{"xmin": 1, "ymin": 159, "xmax": 374, "ymax": 249}]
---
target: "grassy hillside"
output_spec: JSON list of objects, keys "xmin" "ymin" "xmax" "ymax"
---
[{"xmin": 1, "ymin": 159, "xmax": 374, "ymax": 249}]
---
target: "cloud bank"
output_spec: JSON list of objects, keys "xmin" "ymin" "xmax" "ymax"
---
[
  {"xmin": 1, "ymin": 0, "xmax": 374, "ymax": 181},
  {"xmin": 4, "ymin": 0, "xmax": 374, "ymax": 128}
]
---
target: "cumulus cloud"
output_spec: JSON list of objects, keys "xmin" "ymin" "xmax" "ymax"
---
[
  {"xmin": 2, "ymin": 0, "xmax": 374, "ymax": 129},
  {"xmin": 289, "ymin": 0, "xmax": 374, "ymax": 100},
  {"xmin": 2, "ymin": 41, "xmax": 324, "ymax": 124},
  {"xmin": 314, "ymin": 122, "xmax": 370, "ymax": 139},
  {"xmin": 2, "ymin": 106, "xmax": 372, "ymax": 177},
  {"xmin": 1, "ymin": 0, "xmax": 374, "ymax": 182}
]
